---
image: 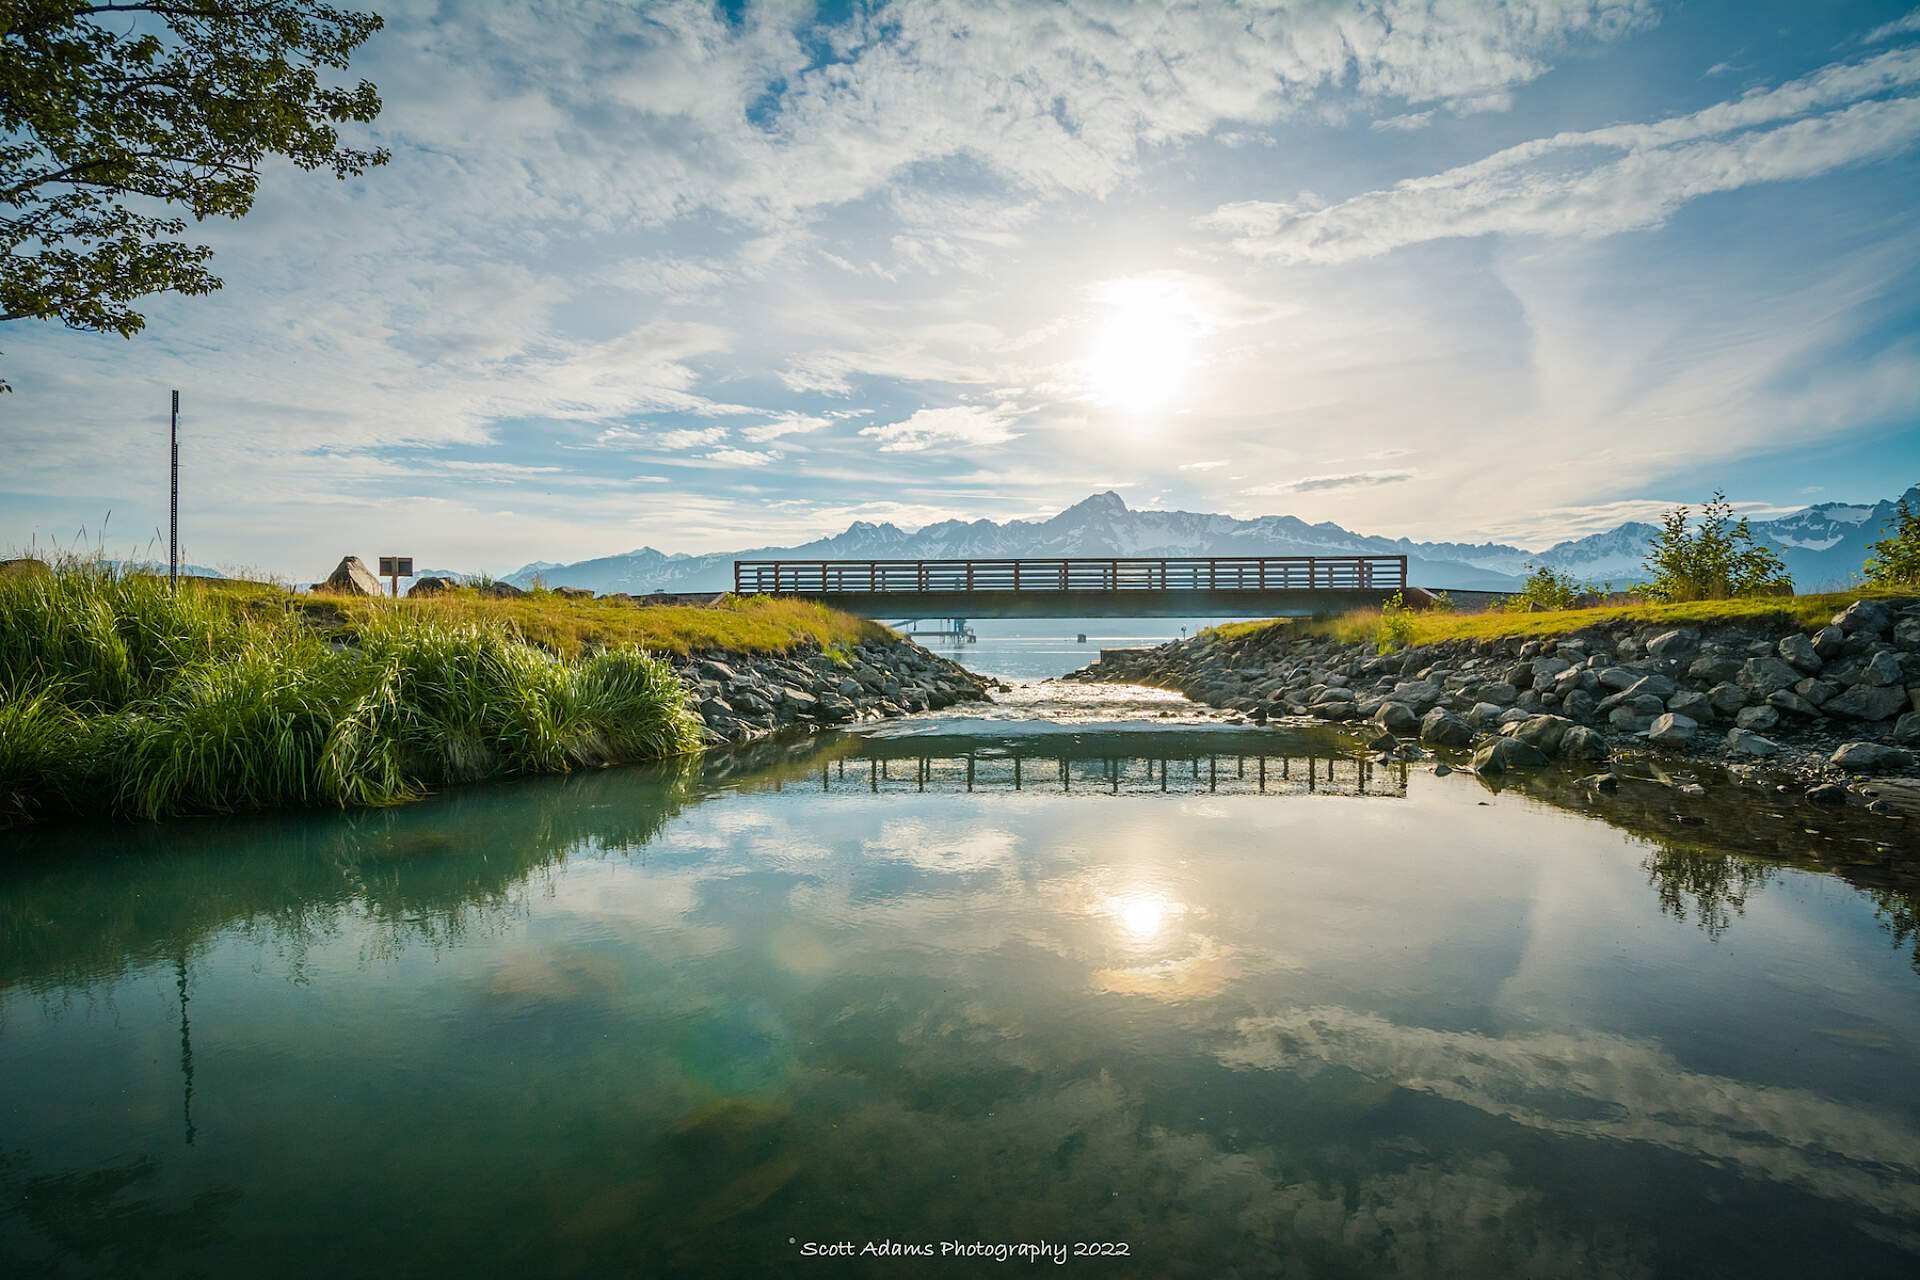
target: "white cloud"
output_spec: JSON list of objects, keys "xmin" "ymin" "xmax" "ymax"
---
[
  {"xmin": 1244, "ymin": 471, "xmax": 1414, "ymax": 494},
  {"xmin": 648, "ymin": 427, "xmax": 732, "ymax": 450},
  {"xmin": 859, "ymin": 406, "xmax": 1020, "ymax": 453},
  {"xmin": 1371, "ymin": 110, "xmax": 1434, "ymax": 131},
  {"xmin": 741, "ymin": 413, "xmax": 832, "ymax": 443},
  {"xmin": 704, "ymin": 447, "xmax": 779, "ymax": 468},
  {"xmin": 1866, "ymin": 8, "xmax": 1920, "ymax": 43},
  {"xmin": 1206, "ymin": 47, "xmax": 1920, "ymax": 264}
]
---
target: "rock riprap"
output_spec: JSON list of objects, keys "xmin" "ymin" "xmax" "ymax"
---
[
  {"xmin": 1065, "ymin": 597, "xmax": 1920, "ymax": 788},
  {"xmin": 672, "ymin": 638, "xmax": 991, "ymax": 744}
]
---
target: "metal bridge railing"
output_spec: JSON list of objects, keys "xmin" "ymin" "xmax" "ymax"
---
[{"xmin": 732, "ymin": 555, "xmax": 1407, "ymax": 595}]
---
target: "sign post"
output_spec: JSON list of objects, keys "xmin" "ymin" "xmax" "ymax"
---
[
  {"xmin": 169, "ymin": 390, "xmax": 179, "ymax": 592},
  {"xmin": 378, "ymin": 556, "xmax": 413, "ymax": 599}
]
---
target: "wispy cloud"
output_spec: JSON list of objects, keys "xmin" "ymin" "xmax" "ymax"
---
[
  {"xmin": 1205, "ymin": 48, "xmax": 1920, "ymax": 264},
  {"xmin": 1244, "ymin": 472, "xmax": 1414, "ymax": 494},
  {"xmin": 859, "ymin": 406, "xmax": 1020, "ymax": 454},
  {"xmin": 1866, "ymin": 7, "xmax": 1920, "ymax": 44}
]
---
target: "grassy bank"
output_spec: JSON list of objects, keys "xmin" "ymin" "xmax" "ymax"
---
[
  {"xmin": 0, "ymin": 566, "xmax": 881, "ymax": 828},
  {"xmin": 1210, "ymin": 588, "xmax": 1915, "ymax": 651}
]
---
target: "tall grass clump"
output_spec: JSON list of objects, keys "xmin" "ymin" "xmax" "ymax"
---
[
  {"xmin": 0, "ymin": 558, "xmax": 237, "ymax": 710},
  {"xmin": 0, "ymin": 563, "xmax": 705, "ymax": 829}
]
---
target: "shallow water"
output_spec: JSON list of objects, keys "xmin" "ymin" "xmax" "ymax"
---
[
  {"xmin": 905, "ymin": 616, "xmax": 1250, "ymax": 680},
  {"xmin": 4, "ymin": 689, "xmax": 1920, "ymax": 1278}
]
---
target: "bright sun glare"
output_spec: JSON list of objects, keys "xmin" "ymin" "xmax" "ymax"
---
[
  {"xmin": 1107, "ymin": 891, "xmax": 1183, "ymax": 942},
  {"xmin": 1082, "ymin": 278, "xmax": 1205, "ymax": 413}
]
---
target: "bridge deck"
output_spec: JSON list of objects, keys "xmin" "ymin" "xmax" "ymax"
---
[{"xmin": 733, "ymin": 555, "xmax": 1409, "ymax": 618}]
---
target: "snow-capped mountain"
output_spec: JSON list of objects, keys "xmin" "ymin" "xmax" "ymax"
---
[{"xmin": 503, "ymin": 487, "xmax": 1917, "ymax": 596}]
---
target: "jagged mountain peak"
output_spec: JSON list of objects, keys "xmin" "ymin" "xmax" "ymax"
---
[{"xmin": 501, "ymin": 488, "xmax": 1911, "ymax": 596}]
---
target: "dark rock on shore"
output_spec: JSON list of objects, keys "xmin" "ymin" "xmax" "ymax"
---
[
  {"xmin": 672, "ymin": 637, "xmax": 991, "ymax": 745},
  {"xmin": 1064, "ymin": 595, "xmax": 1920, "ymax": 798}
]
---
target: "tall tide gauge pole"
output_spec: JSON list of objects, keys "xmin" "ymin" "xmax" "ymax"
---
[{"xmin": 169, "ymin": 389, "xmax": 179, "ymax": 591}]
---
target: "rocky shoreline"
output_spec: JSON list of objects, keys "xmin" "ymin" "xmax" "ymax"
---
[
  {"xmin": 670, "ymin": 636, "xmax": 1000, "ymax": 744},
  {"xmin": 1066, "ymin": 597, "xmax": 1920, "ymax": 814}
]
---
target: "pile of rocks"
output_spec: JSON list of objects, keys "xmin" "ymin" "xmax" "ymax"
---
[
  {"xmin": 670, "ymin": 638, "xmax": 994, "ymax": 744},
  {"xmin": 1068, "ymin": 598, "xmax": 1920, "ymax": 786}
]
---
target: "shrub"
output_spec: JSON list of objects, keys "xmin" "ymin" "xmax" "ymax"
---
[
  {"xmin": 1864, "ymin": 487, "xmax": 1920, "ymax": 587},
  {"xmin": 1639, "ymin": 492, "xmax": 1790, "ymax": 602},
  {"xmin": 1377, "ymin": 591, "xmax": 1416, "ymax": 653},
  {"xmin": 1503, "ymin": 563, "xmax": 1584, "ymax": 612}
]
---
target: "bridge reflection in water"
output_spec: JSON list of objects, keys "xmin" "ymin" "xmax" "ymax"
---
[{"xmin": 744, "ymin": 735, "xmax": 1406, "ymax": 799}]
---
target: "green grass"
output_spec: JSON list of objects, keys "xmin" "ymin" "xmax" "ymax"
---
[
  {"xmin": 0, "ymin": 562, "xmax": 827, "ymax": 827},
  {"xmin": 296, "ymin": 586, "xmax": 894, "ymax": 657},
  {"xmin": 1207, "ymin": 586, "xmax": 1918, "ymax": 651}
]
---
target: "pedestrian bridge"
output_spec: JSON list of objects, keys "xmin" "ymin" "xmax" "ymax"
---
[{"xmin": 732, "ymin": 555, "xmax": 1413, "ymax": 618}]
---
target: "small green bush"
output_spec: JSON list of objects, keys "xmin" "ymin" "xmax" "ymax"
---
[
  {"xmin": 1504, "ymin": 563, "xmax": 1585, "ymax": 612},
  {"xmin": 1640, "ymin": 491, "xmax": 1790, "ymax": 602},
  {"xmin": 1864, "ymin": 487, "xmax": 1920, "ymax": 587},
  {"xmin": 1377, "ymin": 591, "xmax": 1416, "ymax": 653}
]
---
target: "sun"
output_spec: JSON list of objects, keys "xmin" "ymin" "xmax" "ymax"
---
[{"xmin": 1082, "ymin": 277, "xmax": 1205, "ymax": 413}]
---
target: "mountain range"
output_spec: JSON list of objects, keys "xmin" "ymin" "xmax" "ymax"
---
[{"xmin": 501, "ymin": 488, "xmax": 1917, "ymax": 596}]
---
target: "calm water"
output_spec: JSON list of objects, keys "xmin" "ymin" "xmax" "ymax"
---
[
  {"xmin": 5, "ymin": 688, "xmax": 1920, "ymax": 1277},
  {"xmin": 905, "ymin": 617, "xmax": 1253, "ymax": 680}
]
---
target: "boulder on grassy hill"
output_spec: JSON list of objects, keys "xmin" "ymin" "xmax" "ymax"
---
[
  {"xmin": 0, "ymin": 557, "xmax": 51, "ymax": 579},
  {"xmin": 554, "ymin": 586, "xmax": 593, "ymax": 600},
  {"xmin": 478, "ymin": 580, "xmax": 526, "ymax": 599},
  {"xmin": 318, "ymin": 555, "xmax": 383, "ymax": 597},
  {"xmin": 408, "ymin": 576, "xmax": 458, "ymax": 598}
]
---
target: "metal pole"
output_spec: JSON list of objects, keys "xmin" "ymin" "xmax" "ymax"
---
[{"xmin": 169, "ymin": 390, "xmax": 179, "ymax": 591}]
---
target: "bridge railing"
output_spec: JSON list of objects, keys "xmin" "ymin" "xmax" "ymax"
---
[{"xmin": 732, "ymin": 555, "xmax": 1408, "ymax": 595}]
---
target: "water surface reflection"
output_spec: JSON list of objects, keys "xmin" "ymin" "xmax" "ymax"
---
[{"xmin": 3, "ymin": 726, "xmax": 1919, "ymax": 1277}]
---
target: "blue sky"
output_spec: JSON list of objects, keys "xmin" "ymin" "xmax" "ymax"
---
[{"xmin": 5, "ymin": 0, "xmax": 1920, "ymax": 577}]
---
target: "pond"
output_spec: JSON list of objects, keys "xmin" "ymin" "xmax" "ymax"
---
[{"xmin": 4, "ymin": 687, "xmax": 1919, "ymax": 1277}]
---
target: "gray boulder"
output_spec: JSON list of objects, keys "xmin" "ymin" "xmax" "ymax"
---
[
  {"xmin": 1668, "ymin": 690, "xmax": 1712, "ymax": 721},
  {"xmin": 1859, "ymin": 651, "xmax": 1904, "ymax": 688},
  {"xmin": 319, "ymin": 555, "xmax": 384, "ymax": 597},
  {"xmin": 1767, "ymin": 689, "xmax": 1819, "ymax": 717},
  {"xmin": 1647, "ymin": 630, "xmax": 1698, "ymax": 661},
  {"xmin": 811, "ymin": 694, "xmax": 857, "ymax": 723},
  {"xmin": 1735, "ymin": 705, "xmax": 1780, "ymax": 732},
  {"xmin": 1706, "ymin": 683, "xmax": 1749, "ymax": 716},
  {"xmin": 1793, "ymin": 677, "xmax": 1837, "ymax": 707},
  {"xmin": 1473, "ymin": 737, "xmax": 1550, "ymax": 774},
  {"xmin": 1738, "ymin": 657, "xmax": 1802, "ymax": 697},
  {"xmin": 1562, "ymin": 688, "xmax": 1597, "ymax": 720},
  {"xmin": 1830, "ymin": 741, "xmax": 1915, "ymax": 772},
  {"xmin": 1511, "ymin": 714, "xmax": 1574, "ymax": 755},
  {"xmin": 407, "ymin": 575, "xmax": 457, "ymax": 598},
  {"xmin": 1623, "ymin": 673, "xmax": 1678, "ymax": 700},
  {"xmin": 1648, "ymin": 713, "xmax": 1697, "ymax": 744},
  {"xmin": 1812, "ymin": 625, "xmax": 1850, "ymax": 659},
  {"xmin": 1726, "ymin": 728, "xmax": 1779, "ymax": 758},
  {"xmin": 1608, "ymin": 705, "xmax": 1656, "ymax": 733},
  {"xmin": 1374, "ymin": 701, "xmax": 1419, "ymax": 734},
  {"xmin": 478, "ymin": 579, "xmax": 525, "ymax": 599},
  {"xmin": 1833, "ymin": 600, "xmax": 1892, "ymax": 635},
  {"xmin": 1560, "ymin": 725, "xmax": 1611, "ymax": 761},
  {"xmin": 1896, "ymin": 712, "xmax": 1920, "ymax": 745},
  {"xmin": 1689, "ymin": 655, "xmax": 1743, "ymax": 685},
  {"xmin": 1420, "ymin": 707, "xmax": 1474, "ymax": 747},
  {"xmin": 1825, "ymin": 684, "xmax": 1907, "ymax": 721},
  {"xmin": 1777, "ymin": 632, "xmax": 1821, "ymax": 674},
  {"xmin": 1466, "ymin": 702, "xmax": 1506, "ymax": 730}
]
